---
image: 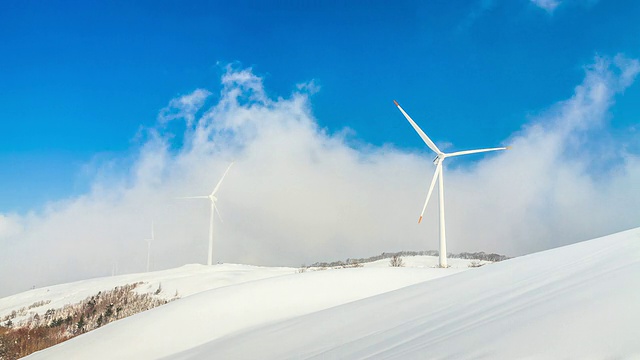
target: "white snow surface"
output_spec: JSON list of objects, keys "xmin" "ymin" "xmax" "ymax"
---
[
  {"xmin": 16, "ymin": 227, "xmax": 640, "ymax": 359},
  {"xmin": 0, "ymin": 263, "xmax": 295, "ymax": 325},
  {"xmin": 0, "ymin": 256, "xmax": 472, "ymax": 325},
  {"xmin": 177, "ymin": 228, "xmax": 640, "ymax": 360}
]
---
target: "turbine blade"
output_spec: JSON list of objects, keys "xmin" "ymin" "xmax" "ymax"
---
[
  {"xmin": 445, "ymin": 146, "xmax": 510, "ymax": 158},
  {"xmin": 213, "ymin": 204, "xmax": 223, "ymax": 223},
  {"xmin": 394, "ymin": 100, "xmax": 442, "ymax": 155},
  {"xmin": 210, "ymin": 162, "xmax": 235, "ymax": 197},
  {"xmin": 419, "ymin": 163, "xmax": 442, "ymax": 224},
  {"xmin": 151, "ymin": 221, "xmax": 155, "ymax": 241},
  {"xmin": 176, "ymin": 196, "xmax": 209, "ymax": 199}
]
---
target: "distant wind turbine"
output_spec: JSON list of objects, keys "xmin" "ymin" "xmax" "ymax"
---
[
  {"xmin": 394, "ymin": 100, "xmax": 510, "ymax": 268},
  {"xmin": 145, "ymin": 221, "xmax": 154, "ymax": 272},
  {"xmin": 178, "ymin": 162, "xmax": 234, "ymax": 266},
  {"xmin": 111, "ymin": 260, "xmax": 118, "ymax": 277}
]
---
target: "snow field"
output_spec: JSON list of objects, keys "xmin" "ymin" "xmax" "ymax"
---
[
  {"xmin": 26, "ymin": 265, "xmax": 464, "ymax": 359},
  {"xmin": 15, "ymin": 228, "xmax": 640, "ymax": 359},
  {"xmin": 176, "ymin": 228, "xmax": 640, "ymax": 359}
]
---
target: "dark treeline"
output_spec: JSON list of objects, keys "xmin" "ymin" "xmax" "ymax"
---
[{"xmin": 309, "ymin": 250, "xmax": 509, "ymax": 268}]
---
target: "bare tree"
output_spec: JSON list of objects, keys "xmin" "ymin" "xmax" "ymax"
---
[{"xmin": 389, "ymin": 255, "xmax": 404, "ymax": 267}]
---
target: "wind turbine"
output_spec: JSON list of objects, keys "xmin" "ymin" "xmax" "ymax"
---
[
  {"xmin": 394, "ymin": 100, "xmax": 510, "ymax": 268},
  {"xmin": 145, "ymin": 221, "xmax": 154, "ymax": 272},
  {"xmin": 178, "ymin": 162, "xmax": 234, "ymax": 266}
]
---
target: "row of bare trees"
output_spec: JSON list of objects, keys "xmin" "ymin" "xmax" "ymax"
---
[{"xmin": 0, "ymin": 282, "xmax": 178, "ymax": 360}]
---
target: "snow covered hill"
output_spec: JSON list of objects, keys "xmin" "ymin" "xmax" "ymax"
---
[
  {"xmin": 9, "ymin": 256, "xmax": 476, "ymax": 359},
  {"xmin": 0, "ymin": 256, "xmax": 477, "ymax": 328},
  {"xmin": 11, "ymin": 227, "xmax": 640, "ymax": 359},
  {"xmin": 0, "ymin": 263, "xmax": 296, "ymax": 327},
  {"xmin": 176, "ymin": 227, "xmax": 640, "ymax": 359}
]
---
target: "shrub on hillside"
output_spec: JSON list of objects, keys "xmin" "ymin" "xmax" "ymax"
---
[{"xmin": 389, "ymin": 255, "xmax": 405, "ymax": 267}]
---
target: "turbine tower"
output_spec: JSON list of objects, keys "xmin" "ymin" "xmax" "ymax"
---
[
  {"xmin": 394, "ymin": 100, "xmax": 510, "ymax": 268},
  {"xmin": 145, "ymin": 221, "xmax": 154, "ymax": 272},
  {"xmin": 179, "ymin": 162, "xmax": 234, "ymax": 266}
]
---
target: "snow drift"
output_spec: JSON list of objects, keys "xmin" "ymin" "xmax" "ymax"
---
[
  {"xmin": 184, "ymin": 227, "xmax": 640, "ymax": 359},
  {"xmin": 22, "ymin": 227, "xmax": 640, "ymax": 359}
]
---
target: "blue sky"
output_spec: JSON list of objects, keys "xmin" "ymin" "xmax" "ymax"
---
[{"xmin": 1, "ymin": 0, "xmax": 638, "ymax": 213}]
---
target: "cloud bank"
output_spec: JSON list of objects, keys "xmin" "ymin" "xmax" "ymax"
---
[{"xmin": 1, "ymin": 57, "xmax": 639, "ymax": 297}]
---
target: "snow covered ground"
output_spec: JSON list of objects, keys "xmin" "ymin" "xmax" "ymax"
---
[
  {"xmin": 0, "ymin": 255, "xmax": 475, "ymax": 326},
  {"xmin": 11, "ymin": 227, "xmax": 640, "ymax": 359},
  {"xmin": 0, "ymin": 263, "xmax": 296, "ymax": 326},
  {"xmin": 178, "ymin": 228, "xmax": 640, "ymax": 359}
]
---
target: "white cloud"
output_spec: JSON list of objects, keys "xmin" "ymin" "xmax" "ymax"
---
[
  {"xmin": 296, "ymin": 79, "xmax": 321, "ymax": 95},
  {"xmin": 158, "ymin": 88, "xmax": 211, "ymax": 127},
  {"xmin": 1, "ymin": 56, "xmax": 639, "ymax": 297},
  {"xmin": 531, "ymin": 0, "xmax": 561, "ymax": 12},
  {"xmin": 0, "ymin": 213, "xmax": 22, "ymax": 240},
  {"xmin": 447, "ymin": 54, "xmax": 640, "ymax": 254}
]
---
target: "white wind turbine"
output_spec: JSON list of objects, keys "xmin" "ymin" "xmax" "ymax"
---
[
  {"xmin": 145, "ymin": 221, "xmax": 154, "ymax": 272},
  {"xmin": 178, "ymin": 162, "xmax": 234, "ymax": 266},
  {"xmin": 394, "ymin": 100, "xmax": 510, "ymax": 268}
]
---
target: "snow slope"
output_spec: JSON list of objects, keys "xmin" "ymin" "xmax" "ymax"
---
[
  {"xmin": 1, "ymin": 255, "xmax": 473, "ymax": 326},
  {"xmin": 21, "ymin": 227, "xmax": 640, "ymax": 359},
  {"xmin": 0, "ymin": 263, "xmax": 296, "ymax": 325},
  {"xmin": 175, "ymin": 227, "xmax": 640, "ymax": 359},
  {"xmin": 25, "ymin": 265, "xmax": 464, "ymax": 359}
]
